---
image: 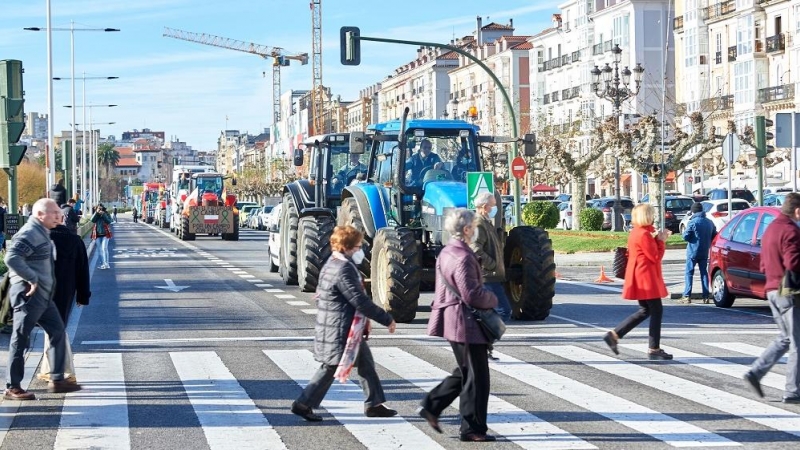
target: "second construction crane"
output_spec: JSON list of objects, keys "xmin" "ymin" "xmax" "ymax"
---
[{"xmin": 163, "ymin": 27, "xmax": 309, "ymax": 126}]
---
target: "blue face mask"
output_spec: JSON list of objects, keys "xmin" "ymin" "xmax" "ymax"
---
[{"xmin": 488, "ymin": 205, "xmax": 498, "ymax": 218}]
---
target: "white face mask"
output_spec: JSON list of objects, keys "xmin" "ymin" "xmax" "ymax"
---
[
  {"xmin": 469, "ymin": 227, "xmax": 479, "ymax": 244},
  {"xmin": 351, "ymin": 248, "xmax": 365, "ymax": 265},
  {"xmin": 488, "ymin": 205, "xmax": 498, "ymax": 219}
]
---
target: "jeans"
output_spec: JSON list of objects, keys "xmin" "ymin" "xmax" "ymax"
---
[
  {"xmin": 485, "ymin": 282, "xmax": 511, "ymax": 323},
  {"xmin": 98, "ymin": 236, "xmax": 110, "ymax": 267},
  {"xmin": 614, "ymin": 299, "xmax": 663, "ymax": 349},
  {"xmin": 683, "ymin": 258, "xmax": 709, "ymax": 298},
  {"xmin": 296, "ymin": 343, "xmax": 385, "ymax": 409},
  {"xmin": 748, "ymin": 291, "xmax": 799, "ymax": 398},
  {"xmin": 7, "ymin": 285, "xmax": 67, "ymax": 388},
  {"xmin": 422, "ymin": 342, "xmax": 490, "ymax": 436}
]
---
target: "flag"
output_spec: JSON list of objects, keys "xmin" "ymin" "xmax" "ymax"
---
[{"xmin": 203, "ymin": 215, "xmax": 219, "ymax": 224}]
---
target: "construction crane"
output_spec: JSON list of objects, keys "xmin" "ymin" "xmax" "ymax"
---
[
  {"xmin": 310, "ymin": 0, "xmax": 324, "ymax": 135},
  {"xmin": 163, "ymin": 27, "xmax": 308, "ymax": 126}
]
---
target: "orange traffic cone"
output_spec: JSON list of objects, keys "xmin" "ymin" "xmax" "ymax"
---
[{"xmin": 594, "ymin": 266, "xmax": 614, "ymax": 283}]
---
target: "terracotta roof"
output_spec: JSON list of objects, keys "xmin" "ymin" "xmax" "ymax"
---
[
  {"xmin": 116, "ymin": 157, "xmax": 140, "ymax": 167},
  {"xmin": 482, "ymin": 22, "xmax": 514, "ymax": 31},
  {"xmin": 531, "ymin": 27, "xmax": 557, "ymax": 39},
  {"xmin": 115, "ymin": 146, "xmax": 134, "ymax": 156},
  {"xmin": 437, "ymin": 51, "xmax": 459, "ymax": 60},
  {"xmin": 133, "ymin": 147, "xmax": 160, "ymax": 152},
  {"xmin": 512, "ymin": 41, "xmax": 533, "ymax": 50}
]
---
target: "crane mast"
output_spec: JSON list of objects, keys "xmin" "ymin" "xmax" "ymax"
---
[{"xmin": 310, "ymin": 0, "xmax": 324, "ymax": 135}]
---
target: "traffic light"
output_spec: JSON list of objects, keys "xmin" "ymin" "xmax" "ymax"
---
[
  {"xmin": 340, "ymin": 27, "xmax": 361, "ymax": 66},
  {"xmin": 755, "ymin": 115, "xmax": 775, "ymax": 158},
  {"xmin": 0, "ymin": 59, "xmax": 27, "ymax": 168}
]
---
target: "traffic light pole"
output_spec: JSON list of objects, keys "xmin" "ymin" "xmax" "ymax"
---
[{"xmin": 6, "ymin": 165, "xmax": 17, "ymax": 215}]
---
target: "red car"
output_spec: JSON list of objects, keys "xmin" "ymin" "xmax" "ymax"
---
[{"xmin": 709, "ymin": 206, "xmax": 780, "ymax": 307}]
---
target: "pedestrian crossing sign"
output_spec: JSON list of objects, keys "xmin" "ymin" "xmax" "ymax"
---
[{"xmin": 466, "ymin": 172, "xmax": 494, "ymax": 209}]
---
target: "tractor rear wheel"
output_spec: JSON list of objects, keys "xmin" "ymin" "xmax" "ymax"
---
[
  {"xmin": 222, "ymin": 218, "xmax": 239, "ymax": 241},
  {"xmin": 371, "ymin": 228, "xmax": 420, "ymax": 323},
  {"xmin": 279, "ymin": 193, "xmax": 299, "ymax": 285},
  {"xmin": 504, "ymin": 226, "xmax": 555, "ymax": 320},
  {"xmin": 181, "ymin": 216, "xmax": 196, "ymax": 241},
  {"xmin": 159, "ymin": 210, "xmax": 168, "ymax": 228},
  {"xmin": 338, "ymin": 197, "xmax": 371, "ymax": 280},
  {"xmin": 298, "ymin": 216, "xmax": 334, "ymax": 292}
]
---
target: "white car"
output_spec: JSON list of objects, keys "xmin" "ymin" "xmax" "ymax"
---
[
  {"xmin": 557, "ymin": 201, "xmax": 592, "ymax": 230},
  {"xmin": 255, "ymin": 205, "xmax": 274, "ymax": 230},
  {"xmin": 678, "ymin": 199, "xmax": 751, "ymax": 233},
  {"xmin": 267, "ymin": 203, "xmax": 282, "ymax": 272}
]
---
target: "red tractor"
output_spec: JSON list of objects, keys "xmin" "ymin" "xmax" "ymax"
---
[{"xmin": 177, "ymin": 173, "xmax": 239, "ymax": 241}]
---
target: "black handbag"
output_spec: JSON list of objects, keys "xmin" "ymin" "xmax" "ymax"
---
[
  {"xmin": 437, "ymin": 266, "xmax": 506, "ymax": 342},
  {"xmin": 613, "ymin": 247, "xmax": 628, "ymax": 279}
]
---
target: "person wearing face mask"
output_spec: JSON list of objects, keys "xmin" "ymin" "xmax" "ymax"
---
[
  {"xmin": 291, "ymin": 225, "xmax": 397, "ymax": 422},
  {"xmin": 470, "ymin": 192, "xmax": 510, "ymax": 325}
]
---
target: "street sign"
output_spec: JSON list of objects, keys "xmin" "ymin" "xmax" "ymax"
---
[
  {"xmin": 466, "ymin": 172, "xmax": 494, "ymax": 209},
  {"xmin": 688, "ymin": 176, "xmax": 694, "ymax": 183},
  {"xmin": 642, "ymin": 174, "xmax": 648, "ymax": 184},
  {"xmin": 511, "ymin": 156, "xmax": 527, "ymax": 180},
  {"xmin": 722, "ymin": 133, "xmax": 740, "ymax": 165}
]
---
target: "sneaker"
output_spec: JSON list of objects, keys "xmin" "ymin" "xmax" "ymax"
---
[
  {"xmin": 783, "ymin": 395, "xmax": 800, "ymax": 404},
  {"xmin": 743, "ymin": 371, "xmax": 764, "ymax": 398},
  {"xmin": 677, "ymin": 297, "xmax": 692, "ymax": 304},
  {"xmin": 648, "ymin": 349, "xmax": 673, "ymax": 360},
  {"xmin": 4, "ymin": 387, "xmax": 35, "ymax": 401},
  {"xmin": 291, "ymin": 400, "xmax": 322, "ymax": 422},
  {"xmin": 365, "ymin": 404, "xmax": 398, "ymax": 417},
  {"xmin": 603, "ymin": 331, "xmax": 619, "ymax": 355},
  {"xmin": 48, "ymin": 380, "xmax": 82, "ymax": 393}
]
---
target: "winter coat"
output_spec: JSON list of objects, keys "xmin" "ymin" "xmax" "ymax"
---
[
  {"xmin": 428, "ymin": 238, "xmax": 498, "ymax": 344},
  {"xmin": 49, "ymin": 183, "xmax": 67, "ymax": 206},
  {"xmin": 91, "ymin": 211, "xmax": 113, "ymax": 237},
  {"xmin": 760, "ymin": 213, "xmax": 800, "ymax": 293},
  {"xmin": 60, "ymin": 204, "xmax": 80, "ymax": 234},
  {"xmin": 622, "ymin": 224, "xmax": 668, "ymax": 300},
  {"xmin": 682, "ymin": 211, "xmax": 716, "ymax": 261},
  {"xmin": 313, "ymin": 254, "xmax": 393, "ymax": 366},
  {"xmin": 50, "ymin": 225, "xmax": 91, "ymax": 323},
  {"xmin": 470, "ymin": 214, "xmax": 506, "ymax": 283},
  {"xmin": 4, "ymin": 217, "xmax": 56, "ymax": 301}
]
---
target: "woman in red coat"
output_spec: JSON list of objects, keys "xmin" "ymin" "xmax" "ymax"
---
[{"xmin": 604, "ymin": 203, "xmax": 673, "ymax": 360}]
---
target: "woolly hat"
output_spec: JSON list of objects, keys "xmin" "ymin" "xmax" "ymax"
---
[{"xmin": 691, "ymin": 202, "xmax": 704, "ymax": 213}]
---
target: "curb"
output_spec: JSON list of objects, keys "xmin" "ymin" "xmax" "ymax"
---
[{"xmin": 555, "ymin": 258, "xmax": 685, "ymax": 267}]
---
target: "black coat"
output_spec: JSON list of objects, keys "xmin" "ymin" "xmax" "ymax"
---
[
  {"xmin": 50, "ymin": 224, "xmax": 91, "ymax": 323},
  {"xmin": 49, "ymin": 183, "xmax": 67, "ymax": 206}
]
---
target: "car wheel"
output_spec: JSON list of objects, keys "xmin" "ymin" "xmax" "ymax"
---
[{"xmin": 711, "ymin": 269, "xmax": 735, "ymax": 308}]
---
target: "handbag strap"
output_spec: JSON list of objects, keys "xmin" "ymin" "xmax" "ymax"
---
[{"xmin": 437, "ymin": 264, "xmax": 477, "ymax": 313}]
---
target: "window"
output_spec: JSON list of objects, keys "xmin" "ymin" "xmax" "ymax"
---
[
  {"xmin": 685, "ymin": 28, "xmax": 697, "ymax": 66},
  {"xmin": 795, "ymin": 4, "xmax": 800, "ymax": 35},
  {"xmin": 755, "ymin": 213, "xmax": 776, "ymax": 246},
  {"xmin": 734, "ymin": 61, "xmax": 753, "ymax": 105},
  {"xmin": 612, "ymin": 15, "xmax": 630, "ymax": 46},
  {"xmin": 716, "ymin": 33, "xmax": 722, "ymax": 53},
  {"xmin": 731, "ymin": 212, "xmax": 758, "ymax": 244},
  {"xmin": 737, "ymin": 15, "xmax": 754, "ymax": 55}
]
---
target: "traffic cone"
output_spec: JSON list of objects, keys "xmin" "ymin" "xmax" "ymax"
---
[{"xmin": 594, "ymin": 266, "xmax": 614, "ymax": 283}]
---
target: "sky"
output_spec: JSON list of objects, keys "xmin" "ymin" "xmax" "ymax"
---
[{"xmin": 1, "ymin": 0, "xmax": 561, "ymax": 150}]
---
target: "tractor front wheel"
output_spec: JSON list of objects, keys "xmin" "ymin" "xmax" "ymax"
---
[
  {"xmin": 159, "ymin": 210, "xmax": 168, "ymax": 228},
  {"xmin": 298, "ymin": 216, "xmax": 334, "ymax": 292},
  {"xmin": 338, "ymin": 197, "xmax": 371, "ymax": 281},
  {"xmin": 504, "ymin": 226, "xmax": 555, "ymax": 320},
  {"xmin": 371, "ymin": 228, "xmax": 420, "ymax": 323},
  {"xmin": 181, "ymin": 216, "xmax": 196, "ymax": 241}
]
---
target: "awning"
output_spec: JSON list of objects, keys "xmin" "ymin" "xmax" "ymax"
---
[
  {"xmin": 665, "ymin": 171, "xmax": 676, "ymax": 182},
  {"xmin": 621, "ymin": 174, "xmax": 631, "ymax": 184},
  {"xmin": 530, "ymin": 183, "xmax": 558, "ymax": 192}
]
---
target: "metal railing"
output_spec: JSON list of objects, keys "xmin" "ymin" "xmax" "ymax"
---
[
  {"xmin": 543, "ymin": 94, "xmax": 550, "ymax": 105},
  {"xmin": 766, "ymin": 34, "xmax": 785, "ymax": 53},
  {"xmin": 702, "ymin": 94, "xmax": 733, "ymax": 110},
  {"xmin": 704, "ymin": 1, "xmax": 736, "ymax": 21},
  {"xmin": 728, "ymin": 46, "xmax": 737, "ymax": 61},
  {"xmin": 715, "ymin": 51, "xmax": 722, "ymax": 64},
  {"xmin": 592, "ymin": 43, "xmax": 603, "ymax": 55},
  {"xmin": 673, "ymin": 16, "xmax": 684, "ymax": 31},
  {"xmin": 571, "ymin": 50, "xmax": 580, "ymax": 62},
  {"xmin": 758, "ymin": 84, "xmax": 794, "ymax": 103}
]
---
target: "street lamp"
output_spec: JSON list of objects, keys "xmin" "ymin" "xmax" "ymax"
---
[
  {"xmin": 66, "ymin": 104, "xmax": 116, "ymax": 213},
  {"xmin": 24, "ymin": 18, "xmax": 119, "ymax": 189},
  {"xmin": 590, "ymin": 44, "xmax": 644, "ymax": 231}
]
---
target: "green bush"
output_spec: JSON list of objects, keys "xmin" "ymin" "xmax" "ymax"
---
[
  {"xmin": 521, "ymin": 201, "xmax": 559, "ymax": 229},
  {"xmin": 579, "ymin": 208, "xmax": 604, "ymax": 231}
]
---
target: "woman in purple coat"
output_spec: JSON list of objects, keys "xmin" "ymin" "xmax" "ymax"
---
[{"xmin": 418, "ymin": 208, "xmax": 499, "ymax": 442}]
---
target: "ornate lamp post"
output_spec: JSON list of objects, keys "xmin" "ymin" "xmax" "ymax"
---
[{"xmin": 590, "ymin": 44, "xmax": 644, "ymax": 231}]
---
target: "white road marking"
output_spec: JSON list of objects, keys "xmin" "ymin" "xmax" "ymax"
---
[
  {"xmin": 239, "ymin": 275, "xmax": 255, "ymax": 278},
  {"xmin": 536, "ymin": 345, "xmax": 800, "ymax": 438},
  {"xmin": 266, "ymin": 350, "xmax": 443, "ymax": 450},
  {"xmin": 170, "ymin": 351, "xmax": 287, "ymax": 450},
  {"xmin": 255, "ymin": 284, "xmax": 273, "ymax": 288},
  {"xmin": 301, "ymin": 309, "xmax": 318, "ymax": 315},
  {"xmin": 275, "ymin": 294, "xmax": 295, "ymax": 299},
  {"xmin": 54, "ymin": 353, "xmax": 131, "ymax": 449},
  {"xmin": 703, "ymin": 342, "xmax": 787, "ymax": 364},
  {"xmin": 264, "ymin": 289, "xmax": 284, "ymax": 293},
  {"xmin": 372, "ymin": 347, "xmax": 596, "ymax": 449},
  {"xmin": 246, "ymin": 279, "xmax": 264, "ymax": 283},
  {"xmin": 286, "ymin": 301, "xmax": 309, "ymax": 306},
  {"xmin": 226, "ymin": 268, "xmax": 240, "ymax": 271}
]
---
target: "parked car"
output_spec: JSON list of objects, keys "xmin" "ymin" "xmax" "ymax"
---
[
  {"xmin": 555, "ymin": 193, "xmax": 593, "ymax": 203},
  {"xmin": 678, "ymin": 199, "xmax": 751, "ymax": 233},
  {"xmin": 239, "ymin": 205, "xmax": 259, "ymax": 228},
  {"xmin": 557, "ymin": 201, "xmax": 593, "ymax": 230},
  {"xmin": 761, "ymin": 193, "xmax": 794, "ymax": 207},
  {"xmin": 706, "ymin": 188, "xmax": 757, "ymax": 204},
  {"xmin": 639, "ymin": 192, "xmax": 683, "ymax": 204},
  {"xmin": 663, "ymin": 195, "xmax": 695, "ymax": 233},
  {"xmin": 254, "ymin": 205, "xmax": 274, "ymax": 230},
  {"xmin": 709, "ymin": 206, "xmax": 780, "ymax": 307},
  {"xmin": 267, "ymin": 203, "xmax": 282, "ymax": 272},
  {"xmin": 590, "ymin": 197, "xmax": 635, "ymax": 230}
]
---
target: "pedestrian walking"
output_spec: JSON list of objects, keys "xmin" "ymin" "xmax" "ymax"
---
[
  {"xmin": 132, "ymin": 207, "xmax": 138, "ymax": 223},
  {"xmin": 21, "ymin": 203, "xmax": 30, "ymax": 218},
  {"xmin": 60, "ymin": 198, "xmax": 80, "ymax": 234},
  {"xmin": 291, "ymin": 225, "xmax": 397, "ymax": 422},
  {"xmin": 91, "ymin": 205, "xmax": 114, "ymax": 269},
  {"xmin": 419, "ymin": 208, "xmax": 499, "ymax": 442},
  {"xmin": 112, "ymin": 206, "xmax": 118, "ymax": 222},
  {"xmin": 49, "ymin": 178, "xmax": 67, "ymax": 206},
  {"xmin": 743, "ymin": 192, "xmax": 800, "ymax": 403},
  {"xmin": 603, "ymin": 203, "xmax": 673, "ymax": 360},
  {"xmin": 3, "ymin": 198, "xmax": 82, "ymax": 400},
  {"xmin": 679, "ymin": 202, "xmax": 716, "ymax": 304}
]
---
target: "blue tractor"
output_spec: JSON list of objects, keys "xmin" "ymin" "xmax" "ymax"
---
[
  {"xmin": 279, "ymin": 133, "xmax": 368, "ymax": 291},
  {"xmin": 339, "ymin": 114, "xmax": 555, "ymax": 323}
]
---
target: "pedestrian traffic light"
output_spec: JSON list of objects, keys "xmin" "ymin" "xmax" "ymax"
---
[
  {"xmin": 755, "ymin": 115, "xmax": 775, "ymax": 158},
  {"xmin": 0, "ymin": 59, "xmax": 27, "ymax": 169},
  {"xmin": 340, "ymin": 27, "xmax": 361, "ymax": 66}
]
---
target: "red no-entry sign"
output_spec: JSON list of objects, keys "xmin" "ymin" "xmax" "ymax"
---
[{"xmin": 511, "ymin": 156, "xmax": 527, "ymax": 180}]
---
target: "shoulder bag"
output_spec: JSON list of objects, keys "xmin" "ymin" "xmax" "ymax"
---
[
  {"xmin": 613, "ymin": 247, "xmax": 628, "ymax": 279},
  {"xmin": 437, "ymin": 265, "xmax": 506, "ymax": 342}
]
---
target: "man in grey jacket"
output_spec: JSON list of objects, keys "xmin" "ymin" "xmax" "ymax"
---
[{"xmin": 4, "ymin": 198, "xmax": 82, "ymax": 400}]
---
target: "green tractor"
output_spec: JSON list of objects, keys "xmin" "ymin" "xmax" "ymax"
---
[{"xmin": 339, "ymin": 111, "xmax": 555, "ymax": 323}]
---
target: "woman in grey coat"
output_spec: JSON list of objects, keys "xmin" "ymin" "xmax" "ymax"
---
[
  {"xmin": 419, "ymin": 208, "xmax": 499, "ymax": 442},
  {"xmin": 291, "ymin": 225, "xmax": 397, "ymax": 422}
]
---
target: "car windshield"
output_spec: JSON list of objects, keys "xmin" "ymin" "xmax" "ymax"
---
[{"xmin": 666, "ymin": 198, "xmax": 694, "ymax": 210}]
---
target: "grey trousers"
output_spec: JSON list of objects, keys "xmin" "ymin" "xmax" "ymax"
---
[
  {"xmin": 749, "ymin": 290, "xmax": 800, "ymax": 398},
  {"xmin": 6, "ymin": 284, "xmax": 67, "ymax": 388},
  {"xmin": 296, "ymin": 343, "xmax": 385, "ymax": 409}
]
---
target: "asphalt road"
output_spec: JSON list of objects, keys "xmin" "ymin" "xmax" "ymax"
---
[{"xmin": 0, "ymin": 215, "xmax": 797, "ymax": 449}]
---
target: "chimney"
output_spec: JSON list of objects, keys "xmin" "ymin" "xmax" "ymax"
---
[
  {"xmin": 509, "ymin": 18, "xmax": 514, "ymax": 29},
  {"xmin": 477, "ymin": 16, "xmax": 483, "ymax": 44}
]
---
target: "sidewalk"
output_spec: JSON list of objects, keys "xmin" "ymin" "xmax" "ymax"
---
[{"xmin": 555, "ymin": 248, "xmax": 686, "ymax": 267}]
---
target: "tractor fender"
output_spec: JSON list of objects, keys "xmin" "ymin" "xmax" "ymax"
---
[
  {"xmin": 342, "ymin": 184, "xmax": 388, "ymax": 239},
  {"xmin": 283, "ymin": 180, "xmax": 315, "ymax": 218}
]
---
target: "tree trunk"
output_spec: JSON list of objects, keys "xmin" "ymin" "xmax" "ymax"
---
[
  {"xmin": 571, "ymin": 173, "xmax": 587, "ymax": 231},
  {"xmin": 648, "ymin": 179, "xmax": 664, "ymax": 229}
]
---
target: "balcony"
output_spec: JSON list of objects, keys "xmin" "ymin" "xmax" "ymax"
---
[
  {"xmin": 543, "ymin": 94, "xmax": 550, "ymax": 105},
  {"xmin": 766, "ymin": 34, "xmax": 786, "ymax": 53},
  {"xmin": 592, "ymin": 43, "xmax": 603, "ymax": 55},
  {"xmin": 755, "ymin": 40, "xmax": 764, "ymax": 53},
  {"xmin": 552, "ymin": 91, "xmax": 560, "ymax": 102},
  {"xmin": 758, "ymin": 84, "xmax": 795, "ymax": 103},
  {"xmin": 572, "ymin": 86, "xmax": 581, "ymax": 98},
  {"xmin": 603, "ymin": 40, "xmax": 613, "ymax": 52},
  {"xmin": 715, "ymin": 51, "xmax": 722, "ymax": 64},
  {"xmin": 702, "ymin": 94, "xmax": 733, "ymax": 110},
  {"xmin": 561, "ymin": 54, "xmax": 570, "ymax": 66},
  {"xmin": 673, "ymin": 16, "xmax": 684, "ymax": 32},
  {"xmin": 728, "ymin": 46, "xmax": 737, "ymax": 62},
  {"xmin": 571, "ymin": 50, "xmax": 581, "ymax": 62},
  {"xmin": 562, "ymin": 88, "xmax": 572, "ymax": 100},
  {"xmin": 704, "ymin": 1, "xmax": 736, "ymax": 21}
]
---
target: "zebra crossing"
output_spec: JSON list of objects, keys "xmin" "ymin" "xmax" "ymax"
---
[{"xmin": 4, "ymin": 339, "xmax": 799, "ymax": 449}]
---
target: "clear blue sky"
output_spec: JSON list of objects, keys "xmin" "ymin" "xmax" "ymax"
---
[{"xmin": 1, "ymin": 0, "xmax": 559, "ymax": 150}]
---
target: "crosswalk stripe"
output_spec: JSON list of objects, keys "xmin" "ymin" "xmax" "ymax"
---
[
  {"xmin": 265, "ymin": 349, "xmax": 445, "ymax": 450},
  {"xmin": 536, "ymin": 345, "xmax": 800, "ymax": 438},
  {"xmin": 704, "ymin": 342, "xmax": 788, "ymax": 363},
  {"xmin": 170, "ymin": 351, "xmax": 287, "ymax": 450},
  {"xmin": 620, "ymin": 344, "xmax": 787, "ymax": 391},
  {"xmin": 371, "ymin": 347, "xmax": 595, "ymax": 449},
  {"xmin": 488, "ymin": 349, "xmax": 734, "ymax": 447},
  {"xmin": 54, "ymin": 353, "xmax": 131, "ymax": 449}
]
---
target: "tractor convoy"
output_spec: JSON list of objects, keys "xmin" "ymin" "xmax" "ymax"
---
[{"xmin": 167, "ymin": 166, "xmax": 239, "ymax": 241}]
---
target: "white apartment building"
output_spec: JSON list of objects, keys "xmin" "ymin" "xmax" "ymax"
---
[
  {"xmin": 674, "ymin": 0, "xmax": 798, "ymax": 189},
  {"xmin": 345, "ymin": 84, "xmax": 381, "ymax": 133},
  {"xmin": 217, "ymin": 130, "xmax": 240, "ymax": 175},
  {"xmin": 531, "ymin": 0, "xmax": 676, "ymax": 199},
  {"xmin": 269, "ymin": 90, "xmax": 310, "ymax": 162},
  {"xmin": 24, "ymin": 112, "xmax": 48, "ymax": 139}
]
